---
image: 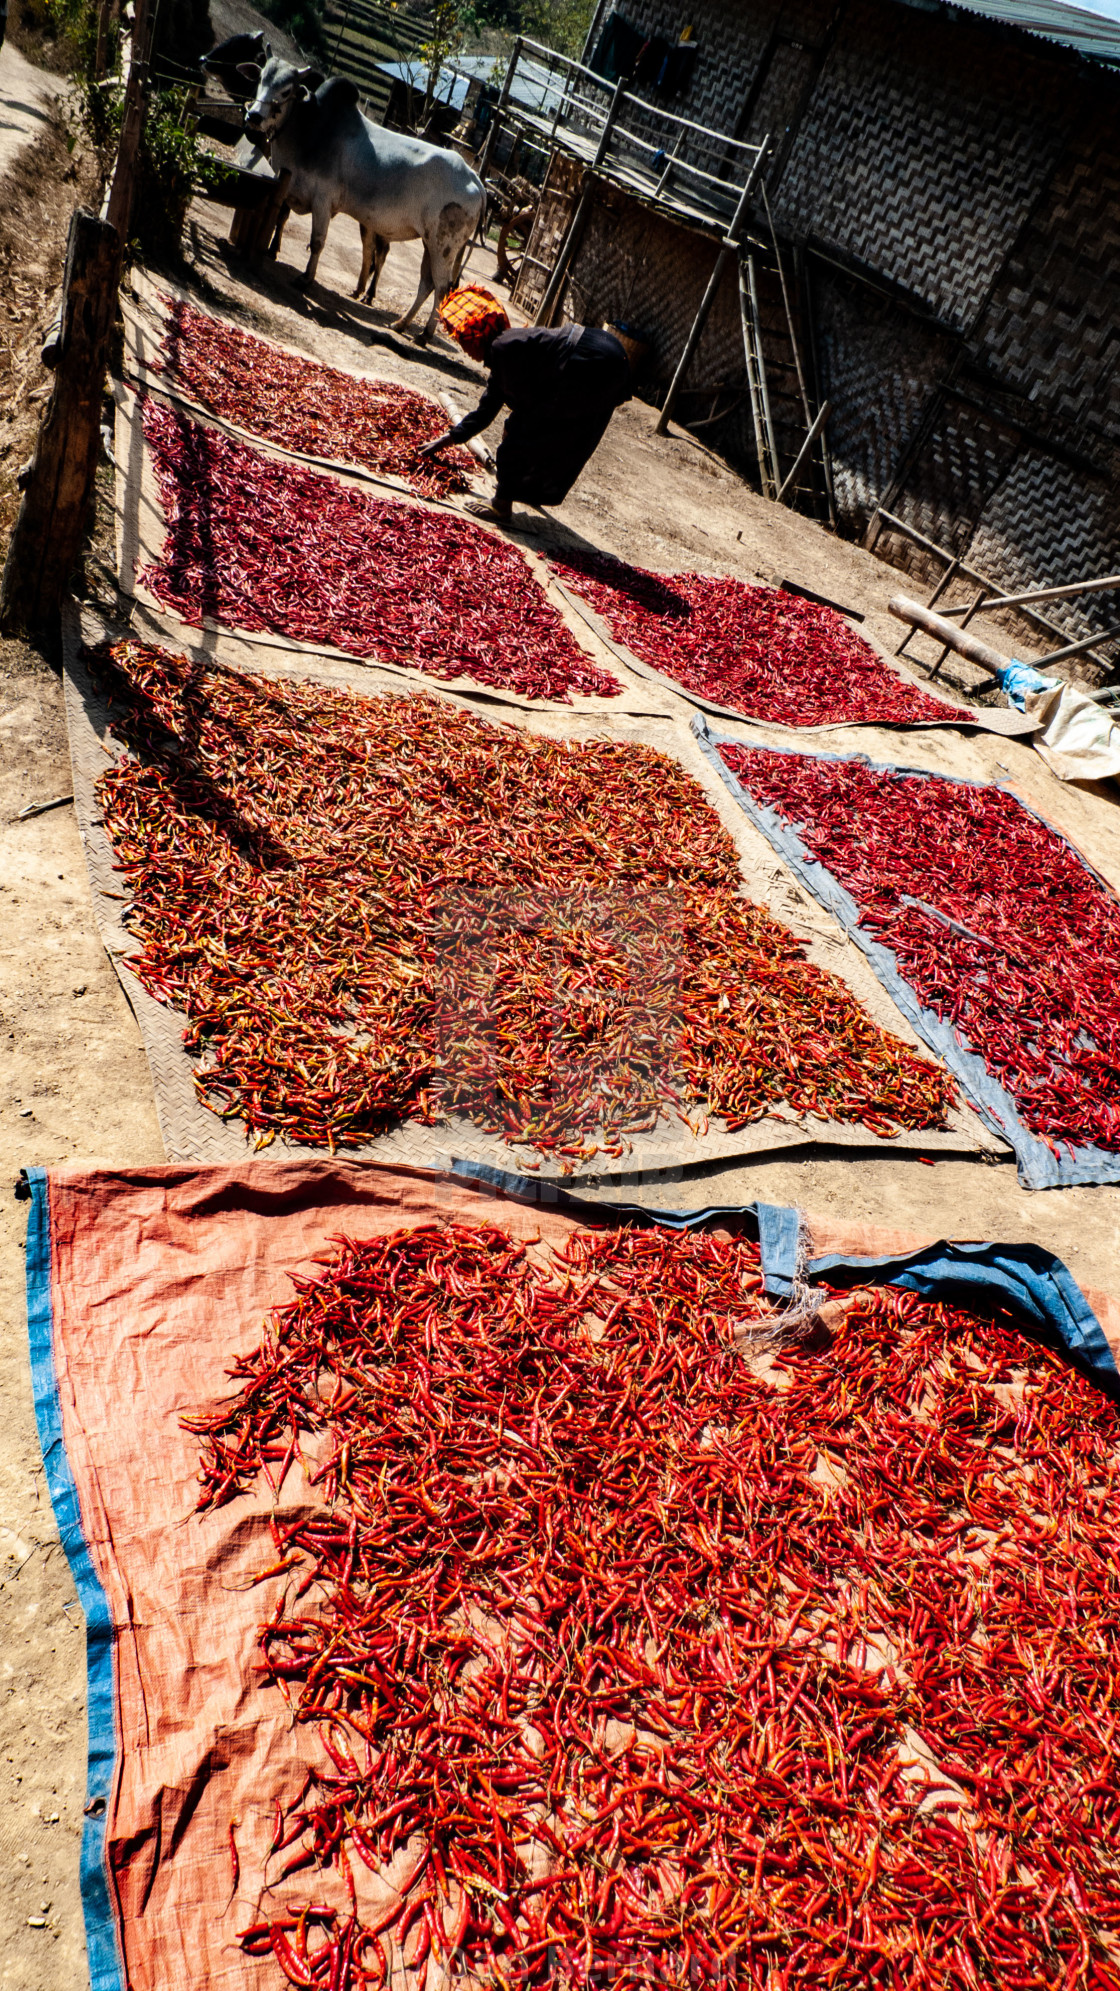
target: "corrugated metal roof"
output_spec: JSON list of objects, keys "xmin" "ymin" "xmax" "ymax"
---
[
  {"xmin": 374, "ymin": 54, "xmax": 562, "ymax": 113},
  {"xmin": 945, "ymin": 0, "xmax": 1120, "ymax": 65}
]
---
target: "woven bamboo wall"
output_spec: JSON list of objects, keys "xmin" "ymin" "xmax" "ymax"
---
[
  {"xmin": 974, "ymin": 117, "xmax": 1120, "ymax": 437},
  {"xmin": 515, "ymin": 152, "xmax": 583, "ymax": 318},
  {"xmin": 558, "ymin": 190, "xmax": 743, "ymax": 388},
  {"xmin": 774, "ymin": 0, "xmax": 1078, "ymax": 330},
  {"xmin": 594, "ymin": 0, "xmax": 778, "ymax": 145},
  {"xmin": 532, "ymin": 0, "xmax": 1120, "ymax": 660}
]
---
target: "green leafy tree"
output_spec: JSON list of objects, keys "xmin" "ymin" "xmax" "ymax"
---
[
  {"xmin": 461, "ymin": 0, "xmax": 594, "ymax": 56},
  {"xmin": 418, "ymin": 0, "xmax": 462, "ymax": 118},
  {"xmin": 253, "ymin": 0, "xmax": 329, "ymax": 64}
]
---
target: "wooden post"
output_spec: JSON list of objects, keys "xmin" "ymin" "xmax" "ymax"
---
[
  {"xmin": 229, "ymin": 201, "xmax": 254, "ymax": 253},
  {"xmin": 477, "ymin": 37, "xmax": 522, "ymax": 182},
  {"xmin": 93, "ymin": 0, "xmax": 112, "ymax": 78},
  {"xmin": 655, "ymin": 146, "xmax": 767, "ymax": 437},
  {"xmin": 534, "ymin": 73, "xmax": 627, "ymax": 328},
  {"xmin": 0, "ymin": 209, "xmax": 121, "ymax": 636},
  {"xmin": 105, "ymin": 0, "xmax": 154, "ymax": 243}
]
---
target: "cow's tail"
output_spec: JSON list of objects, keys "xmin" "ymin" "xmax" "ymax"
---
[{"xmin": 472, "ymin": 181, "xmax": 488, "ymax": 245}]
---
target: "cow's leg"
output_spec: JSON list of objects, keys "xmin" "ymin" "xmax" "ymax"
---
[
  {"xmin": 355, "ymin": 221, "xmax": 378, "ymax": 298},
  {"xmin": 268, "ymin": 201, "xmax": 291, "ymax": 258},
  {"xmin": 391, "ymin": 244, "xmax": 433, "ymax": 334},
  {"xmin": 295, "ymin": 196, "xmax": 331, "ymax": 288},
  {"xmin": 417, "ymin": 203, "xmax": 475, "ymax": 343},
  {"xmin": 361, "ymin": 234, "xmax": 389, "ymax": 304}
]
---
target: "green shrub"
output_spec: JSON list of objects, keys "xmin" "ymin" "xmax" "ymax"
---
[
  {"xmin": 73, "ymin": 75, "xmax": 238, "ymax": 261},
  {"xmin": 135, "ymin": 89, "xmax": 239, "ymax": 260},
  {"xmin": 253, "ymin": 0, "xmax": 328, "ymax": 64}
]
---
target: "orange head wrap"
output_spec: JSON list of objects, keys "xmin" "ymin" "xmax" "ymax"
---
[{"xmin": 438, "ymin": 285, "xmax": 510, "ymax": 360}]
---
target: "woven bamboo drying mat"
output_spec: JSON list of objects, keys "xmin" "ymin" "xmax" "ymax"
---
[
  {"xmin": 114, "ymin": 298, "xmax": 677, "ymax": 724},
  {"xmin": 119, "ymin": 281, "xmax": 1031, "ymax": 741},
  {"xmin": 62, "ymin": 598, "xmax": 1002, "ymax": 1178}
]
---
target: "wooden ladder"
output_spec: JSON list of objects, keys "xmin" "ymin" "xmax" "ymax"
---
[{"xmin": 738, "ymin": 254, "xmax": 779, "ymax": 501}]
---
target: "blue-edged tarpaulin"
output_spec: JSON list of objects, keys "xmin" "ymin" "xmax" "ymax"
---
[
  {"xmin": 693, "ymin": 717, "xmax": 1120, "ymax": 1193},
  {"xmin": 23, "ymin": 1168, "xmax": 122, "ymax": 1991},
  {"xmin": 451, "ymin": 1160, "xmax": 1119, "ymax": 1393},
  {"xmin": 23, "ymin": 1160, "xmax": 1120, "ymax": 1987}
]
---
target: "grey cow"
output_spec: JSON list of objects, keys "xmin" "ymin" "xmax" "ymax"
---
[{"xmin": 239, "ymin": 53, "xmax": 485, "ymax": 337}]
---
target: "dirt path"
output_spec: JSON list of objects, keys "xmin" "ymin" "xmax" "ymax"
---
[
  {"xmin": 0, "ymin": 41, "xmax": 62, "ymax": 179},
  {"xmin": 2, "ymin": 183, "xmax": 1120, "ymax": 1988}
]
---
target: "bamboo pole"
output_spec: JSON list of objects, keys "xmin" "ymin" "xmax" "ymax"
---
[
  {"xmin": 739, "ymin": 256, "xmax": 778, "ymax": 500},
  {"xmin": 655, "ymin": 145, "xmax": 767, "ymax": 438},
  {"xmin": 533, "ymin": 74, "xmax": 627, "ymax": 328},
  {"xmin": 887, "ymin": 596, "xmax": 1009, "ymax": 676},
  {"xmin": 776, "ymin": 399, "xmax": 830, "ymax": 504},
  {"xmin": 936, "ymin": 572, "xmax": 1120, "ymax": 617}
]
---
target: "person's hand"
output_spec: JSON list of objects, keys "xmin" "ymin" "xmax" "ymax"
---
[{"xmin": 417, "ymin": 434, "xmax": 452, "ymax": 459}]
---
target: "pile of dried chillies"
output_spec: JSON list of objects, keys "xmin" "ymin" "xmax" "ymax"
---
[
  {"xmin": 139, "ymin": 399, "xmax": 619, "ymax": 703},
  {"xmin": 550, "ymin": 548, "xmax": 970, "ymax": 728},
  {"xmin": 191, "ymin": 1218, "xmax": 1120, "ymax": 1989},
  {"xmin": 720, "ymin": 745, "xmax": 1120, "ymax": 1156},
  {"xmin": 91, "ymin": 637, "xmax": 953, "ymax": 1161},
  {"xmin": 156, "ymin": 295, "xmax": 477, "ymax": 499}
]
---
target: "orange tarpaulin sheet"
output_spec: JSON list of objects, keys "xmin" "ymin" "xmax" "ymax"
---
[
  {"xmin": 42, "ymin": 1161, "xmax": 606, "ymax": 1991},
  {"xmin": 29, "ymin": 1160, "xmax": 1120, "ymax": 1990}
]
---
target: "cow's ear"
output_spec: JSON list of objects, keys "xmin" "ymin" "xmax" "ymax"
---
[
  {"xmin": 236, "ymin": 59, "xmax": 261, "ymax": 80},
  {"xmin": 295, "ymin": 65, "xmax": 321, "ymax": 86}
]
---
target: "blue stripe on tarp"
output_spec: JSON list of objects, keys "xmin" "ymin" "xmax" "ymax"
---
[
  {"xmin": 450, "ymin": 1160, "xmax": 1117, "ymax": 1391},
  {"xmin": 693, "ymin": 717, "xmax": 1120, "ymax": 1192},
  {"xmin": 807, "ymin": 1238, "xmax": 1120, "ymax": 1397},
  {"xmin": 755, "ymin": 1201, "xmax": 802, "ymax": 1291},
  {"xmin": 23, "ymin": 1169, "xmax": 123, "ymax": 1991}
]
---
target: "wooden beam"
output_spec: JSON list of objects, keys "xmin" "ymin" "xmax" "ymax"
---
[
  {"xmin": 105, "ymin": 0, "xmax": 154, "ymax": 242},
  {"xmin": 887, "ymin": 595, "xmax": 1007, "ymax": 677}
]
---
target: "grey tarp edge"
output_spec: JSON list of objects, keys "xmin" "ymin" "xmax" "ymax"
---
[
  {"xmin": 449, "ymin": 1156, "xmax": 793, "ymax": 1254},
  {"xmin": 450, "ymin": 1160, "xmax": 1118, "ymax": 1394},
  {"xmin": 802, "ymin": 1239, "xmax": 1120, "ymax": 1397},
  {"xmin": 692, "ymin": 716, "xmax": 1120, "ymax": 1192}
]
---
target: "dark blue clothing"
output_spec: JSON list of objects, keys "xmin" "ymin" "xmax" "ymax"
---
[{"xmin": 446, "ymin": 324, "xmax": 631, "ymax": 506}]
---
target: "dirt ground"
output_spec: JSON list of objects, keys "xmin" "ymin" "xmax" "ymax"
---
[
  {"xmin": 0, "ymin": 40, "xmax": 63, "ymax": 177},
  {"xmin": 2, "ymin": 125, "xmax": 1120, "ymax": 1991}
]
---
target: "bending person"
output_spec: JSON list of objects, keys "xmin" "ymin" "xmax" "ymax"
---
[{"xmin": 419, "ymin": 285, "xmax": 631, "ymax": 524}]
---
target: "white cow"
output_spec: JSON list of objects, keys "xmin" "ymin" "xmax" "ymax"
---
[{"xmin": 239, "ymin": 53, "xmax": 485, "ymax": 339}]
